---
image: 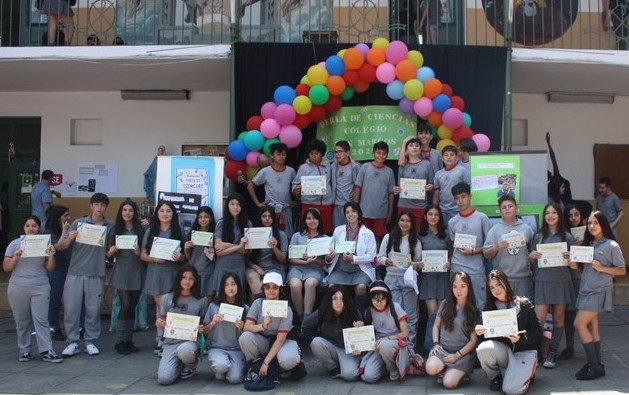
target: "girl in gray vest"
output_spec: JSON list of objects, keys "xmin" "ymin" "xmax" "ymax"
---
[{"xmin": 184, "ymin": 206, "xmax": 216, "ymax": 298}]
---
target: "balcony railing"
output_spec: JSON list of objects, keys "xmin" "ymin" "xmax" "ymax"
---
[{"xmin": 0, "ymin": 0, "xmax": 624, "ymax": 49}]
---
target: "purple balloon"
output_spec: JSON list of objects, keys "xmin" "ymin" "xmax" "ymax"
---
[
  {"xmin": 260, "ymin": 101, "xmax": 277, "ymax": 119},
  {"xmin": 399, "ymin": 98, "xmax": 415, "ymax": 115},
  {"xmin": 355, "ymin": 43, "xmax": 370, "ymax": 57},
  {"xmin": 274, "ymin": 104, "xmax": 296, "ymax": 126}
]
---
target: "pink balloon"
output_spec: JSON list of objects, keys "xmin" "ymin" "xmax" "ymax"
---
[
  {"xmin": 246, "ymin": 151, "xmax": 261, "ymax": 167},
  {"xmin": 472, "ymin": 133, "xmax": 491, "ymax": 152},
  {"xmin": 274, "ymin": 104, "xmax": 296, "ymax": 126},
  {"xmin": 260, "ymin": 118, "xmax": 281, "ymax": 138},
  {"xmin": 414, "ymin": 97, "xmax": 433, "ymax": 117},
  {"xmin": 279, "ymin": 125, "xmax": 302, "ymax": 148},
  {"xmin": 442, "ymin": 108, "xmax": 464, "ymax": 130},
  {"xmin": 260, "ymin": 101, "xmax": 277, "ymax": 119},
  {"xmin": 385, "ymin": 40, "xmax": 409, "ymax": 65},
  {"xmin": 376, "ymin": 63, "xmax": 396, "ymax": 84}
]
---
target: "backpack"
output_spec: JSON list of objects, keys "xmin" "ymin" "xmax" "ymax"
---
[{"xmin": 243, "ymin": 355, "xmax": 279, "ymax": 391}]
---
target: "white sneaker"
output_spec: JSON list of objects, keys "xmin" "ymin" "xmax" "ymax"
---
[
  {"xmin": 85, "ymin": 343, "xmax": 100, "ymax": 356},
  {"xmin": 62, "ymin": 343, "xmax": 80, "ymax": 358}
]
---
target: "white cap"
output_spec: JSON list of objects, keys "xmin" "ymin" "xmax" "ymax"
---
[{"xmin": 262, "ymin": 272, "xmax": 283, "ymax": 286}]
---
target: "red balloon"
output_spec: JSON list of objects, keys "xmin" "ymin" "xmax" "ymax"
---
[
  {"xmin": 450, "ymin": 96, "xmax": 465, "ymax": 111},
  {"xmin": 308, "ymin": 105, "xmax": 327, "ymax": 122},
  {"xmin": 357, "ymin": 63, "xmax": 376, "ymax": 83},
  {"xmin": 342, "ymin": 70, "xmax": 359, "ymax": 86},
  {"xmin": 295, "ymin": 83, "xmax": 311, "ymax": 96},
  {"xmin": 224, "ymin": 160, "xmax": 247, "ymax": 181},
  {"xmin": 324, "ymin": 95, "xmax": 342, "ymax": 113},
  {"xmin": 293, "ymin": 114, "xmax": 312, "ymax": 129},
  {"xmin": 224, "ymin": 148, "xmax": 232, "ymax": 161},
  {"xmin": 452, "ymin": 126, "xmax": 474, "ymax": 145},
  {"xmin": 354, "ymin": 80, "xmax": 370, "ymax": 93},
  {"xmin": 246, "ymin": 115, "xmax": 263, "ymax": 131},
  {"xmin": 441, "ymin": 83, "xmax": 453, "ymax": 97}
]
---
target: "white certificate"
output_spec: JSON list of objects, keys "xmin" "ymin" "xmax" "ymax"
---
[
  {"xmin": 262, "ymin": 300, "xmax": 288, "ymax": 318},
  {"xmin": 164, "ymin": 312, "xmax": 200, "ymax": 341},
  {"xmin": 389, "ymin": 252, "xmax": 411, "ymax": 269},
  {"xmin": 20, "ymin": 234, "xmax": 51, "ymax": 257},
  {"xmin": 307, "ymin": 236, "xmax": 333, "ymax": 257},
  {"xmin": 537, "ymin": 242, "xmax": 568, "ymax": 268},
  {"xmin": 334, "ymin": 241, "xmax": 356, "ymax": 254},
  {"xmin": 343, "ymin": 325, "xmax": 376, "ymax": 354},
  {"xmin": 454, "ymin": 233, "xmax": 477, "ymax": 250},
  {"xmin": 421, "ymin": 250, "xmax": 448, "ymax": 272},
  {"xmin": 244, "ymin": 227, "xmax": 272, "ymax": 250},
  {"xmin": 399, "ymin": 178, "xmax": 426, "ymax": 200},
  {"xmin": 301, "ymin": 175, "xmax": 327, "ymax": 196},
  {"xmin": 570, "ymin": 226, "xmax": 586, "ymax": 243},
  {"xmin": 115, "ymin": 235, "xmax": 137, "ymax": 250},
  {"xmin": 501, "ymin": 231, "xmax": 525, "ymax": 248},
  {"xmin": 191, "ymin": 231, "xmax": 214, "ymax": 247},
  {"xmin": 570, "ymin": 246, "xmax": 594, "ymax": 263},
  {"xmin": 149, "ymin": 237, "xmax": 181, "ymax": 260},
  {"xmin": 288, "ymin": 245, "xmax": 307, "ymax": 259},
  {"xmin": 218, "ymin": 303, "xmax": 245, "ymax": 323},
  {"xmin": 482, "ymin": 308, "xmax": 518, "ymax": 338},
  {"xmin": 75, "ymin": 222, "xmax": 107, "ymax": 247}
]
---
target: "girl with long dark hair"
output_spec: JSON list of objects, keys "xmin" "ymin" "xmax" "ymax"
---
[{"xmin": 184, "ymin": 206, "xmax": 216, "ymax": 297}]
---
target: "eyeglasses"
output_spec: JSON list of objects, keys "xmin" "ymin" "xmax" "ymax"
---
[{"xmin": 263, "ymin": 284, "xmax": 280, "ymax": 290}]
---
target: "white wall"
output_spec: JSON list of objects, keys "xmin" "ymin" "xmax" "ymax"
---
[
  {"xmin": 511, "ymin": 93, "xmax": 629, "ymax": 200},
  {"xmin": 0, "ymin": 91, "xmax": 230, "ymax": 197}
]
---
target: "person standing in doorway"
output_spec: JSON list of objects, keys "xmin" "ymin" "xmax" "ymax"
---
[{"xmin": 31, "ymin": 170, "xmax": 61, "ymax": 230}]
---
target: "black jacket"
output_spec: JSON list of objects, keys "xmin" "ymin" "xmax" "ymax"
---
[{"xmin": 481, "ymin": 297, "xmax": 543, "ymax": 353}]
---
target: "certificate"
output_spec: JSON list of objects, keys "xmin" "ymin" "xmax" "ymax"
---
[
  {"xmin": 421, "ymin": 250, "xmax": 448, "ymax": 272},
  {"xmin": 399, "ymin": 178, "xmax": 426, "ymax": 200},
  {"xmin": 334, "ymin": 241, "xmax": 356, "ymax": 254},
  {"xmin": 501, "ymin": 231, "xmax": 525, "ymax": 248},
  {"xmin": 537, "ymin": 242, "xmax": 568, "ymax": 268},
  {"xmin": 218, "ymin": 303, "xmax": 245, "ymax": 323},
  {"xmin": 301, "ymin": 175, "xmax": 327, "ymax": 196},
  {"xmin": 570, "ymin": 246, "xmax": 594, "ymax": 263},
  {"xmin": 389, "ymin": 252, "xmax": 411, "ymax": 268},
  {"xmin": 482, "ymin": 308, "xmax": 518, "ymax": 338},
  {"xmin": 453, "ymin": 233, "xmax": 477, "ymax": 250},
  {"xmin": 164, "ymin": 312, "xmax": 200, "ymax": 341},
  {"xmin": 115, "ymin": 235, "xmax": 137, "ymax": 250},
  {"xmin": 343, "ymin": 325, "xmax": 376, "ymax": 354},
  {"xmin": 149, "ymin": 237, "xmax": 181, "ymax": 260},
  {"xmin": 75, "ymin": 222, "xmax": 107, "ymax": 247},
  {"xmin": 262, "ymin": 300, "xmax": 288, "ymax": 318},
  {"xmin": 570, "ymin": 226, "xmax": 586, "ymax": 242},
  {"xmin": 20, "ymin": 234, "xmax": 51, "ymax": 258},
  {"xmin": 307, "ymin": 237, "xmax": 333, "ymax": 257},
  {"xmin": 191, "ymin": 231, "xmax": 214, "ymax": 247},
  {"xmin": 244, "ymin": 227, "xmax": 272, "ymax": 250},
  {"xmin": 288, "ymin": 245, "xmax": 307, "ymax": 259}
]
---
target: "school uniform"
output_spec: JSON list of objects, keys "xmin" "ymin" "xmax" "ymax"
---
[
  {"xmin": 397, "ymin": 160, "xmax": 434, "ymax": 224},
  {"xmin": 533, "ymin": 232, "xmax": 575, "ymax": 305},
  {"xmin": 287, "ymin": 231, "xmax": 326, "ymax": 282},
  {"xmin": 420, "ymin": 148, "xmax": 443, "ymax": 174},
  {"xmin": 326, "ymin": 225, "xmax": 376, "ymax": 287},
  {"xmin": 354, "ymin": 162, "xmax": 395, "ymax": 237},
  {"xmin": 47, "ymin": 231, "xmax": 72, "ymax": 333},
  {"xmin": 143, "ymin": 228, "xmax": 181, "ymax": 296},
  {"xmin": 251, "ymin": 165, "xmax": 296, "ymax": 237},
  {"xmin": 247, "ymin": 230, "xmax": 288, "ymax": 281},
  {"xmin": 292, "ymin": 159, "xmax": 334, "ymax": 234},
  {"xmin": 331, "ymin": 159, "xmax": 361, "ymax": 228},
  {"xmin": 596, "ymin": 192, "xmax": 623, "ymax": 236},
  {"xmin": 433, "ymin": 165, "xmax": 470, "ymax": 225},
  {"xmin": 434, "ymin": 303, "xmax": 476, "ymax": 375},
  {"xmin": 419, "ymin": 231, "xmax": 450, "ymax": 301},
  {"xmin": 186, "ymin": 242, "xmax": 215, "ymax": 296},
  {"xmin": 210, "ymin": 219, "xmax": 251, "ymax": 295}
]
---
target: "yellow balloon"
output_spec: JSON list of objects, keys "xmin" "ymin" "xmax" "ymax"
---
[
  {"xmin": 301, "ymin": 75, "xmax": 310, "ymax": 85},
  {"xmin": 246, "ymin": 165, "xmax": 259, "ymax": 180},
  {"xmin": 436, "ymin": 139, "xmax": 456, "ymax": 154},
  {"xmin": 337, "ymin": 49, "xmax": 347, "ymax": 57},
  {"xmin": 407, "ymin": 50, "xmax": 424, "ymax": 68},
  {"xmin": 403, "ymin": 79, "xmax": 424, "ymax": 100},
  {"xmin": 307, "ymin": 65, "xmax": 329, "ymax": 86},
  {"xmin": 293, "ymin": 95, "xmax": 313, "ymax": 115},
  {"xmin": 437, "ymin": 125, "xmax": 453, "ymax": 139},
  {"xmin": 372, "ymin": 37, "xmax": 389, "ymax": 49}
]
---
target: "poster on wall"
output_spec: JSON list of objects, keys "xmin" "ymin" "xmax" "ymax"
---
[
  {"xmin": 156, "ymin": 191, "xmax": 202, "ymax": 238},
  {"xmin": 470, "ymin": 155, "xmax": 520, "ymax": 206},
  {"xmin": 77, "ymin": 163, "xmax": 118, "ymax": 194},
  {"xmin": 156, "ymin": 156, "xmax": 224, "ymax": 220}
]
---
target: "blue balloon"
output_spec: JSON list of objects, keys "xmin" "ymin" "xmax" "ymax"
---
[
  {"xmin": 417, "ymin": 66, "xmax": 435, "ymax": 83},
  {"xmin": 386, "ymin": 80, "xmax": 404, "ymax": 100},
  {"xmin": 326, "ymin": 55, "xmax": 346, "ymax": 76},
  {"xmin": 274, "ymin": 85, "xmax": 296, "ymax": 105},
  {"xmin": 228, "ymin": 140, "xmax": 249, "ymax": 161},
  {"xmin": 243, "ymin": 130, "xmax": 265, "ymax": 151},
  {"xmin": 433, "ymin": 94, "xmax": 451, "ymax": 113}
]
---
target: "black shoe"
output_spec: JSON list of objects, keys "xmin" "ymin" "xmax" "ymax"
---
[
  {"xmin": 558, "ymin": 348, "xmax": 574, "ymax": 360},
  {"xmin": 51, "ymin": 329, "xmax": 66, "ymax": 341},
  {"xmin": 330, "ymin": 367, "xmax": 341, "ymax": 379},
  {"xmin": 286, "ymin": 362, "xmax": 307, "ymax": 381},
  {"xmin": 126, "ymin": 341, "xmax": 139, "ymax": 353},
  {"xmin": 115, "ymin": 342, "xmax": 131, "ymax": 355},
  {"xmin": 576, "ymin": 364, "xmax": 605, "ymax": 380},
  {"xmin": 489, "ymin": 374, "xmax": 503, "ymax": 391}
]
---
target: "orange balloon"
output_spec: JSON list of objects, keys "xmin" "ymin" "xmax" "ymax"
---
[
  {"xmin": 367, "ymin": 47, "xmax": 386, "ymax": 67},
  {"xmin": 325, "ymin": 75, "xmax": 346, "ymax": 96},
  {"xmin": 428, "ymin": 111, "xmax": 443, "ymax": 127},
  {"xmin": 423, "ymin": 78, "xmax": 443, "ymax": 99},
  {"xmin": 343, "ymin": 48, "xmax": 365, "ymax": 70},
  {"xmin": 354, "ymin": 80, "xmax": 370, "ymax": 93},
  {"xmin": 395, "ymin": 60, "xmax": 417, "ymax": 82}
]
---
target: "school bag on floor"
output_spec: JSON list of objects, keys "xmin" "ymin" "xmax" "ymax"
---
[{"xmin": 243, "ymin": 355, "xmax": 279, "ymax": 391}]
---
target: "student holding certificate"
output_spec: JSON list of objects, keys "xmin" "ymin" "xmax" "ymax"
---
[
  {"xmin": 570, "ymin": 211, "xmax": 626, "ymax": 380},
  {"xmin": 4, "ymin": 216, "xmax": 62, "ymax": 363},
  {"xmin": 528, "ymin": 203, "xmax": 575, "ymax": 369},
  {"xmin": 201, "ymin": 272, "xmax": 248, "ymax": 384},
  {"xmin": 425, "ymin": 272, "xmax": 479, "ymax": 389},
  {"xmin": 184, "ymin": 206, "xmax": 216, "ymax": 297},
  {"xmin": 376, "ymin": 210, "xmax": 422, "ymax": 344},
  {"xmin": 394, "ymin": 137, "xmax": 434, "ymax": 225},
  {"xmin": 246, "ymin": 206, "xmax": 288, "ymax": 300},
  {"xmin": 287, "ymin": 208, "xmax": 327, "ymax": 322},
  {"xmin": 106, "ymin": 200, "xmax": 146, "ymax": 355},
  {"xmin": 475, "ymin": 270, "xmax": 542, "ymax": 394},
  {"xmin": 303, "ymin": 285, "xmax": 363, "ymax": 381},
  {"xmin": 156, "ymin": 265, "xmax": 209, "ymax": 385},
  {"xmin": 325, "ymin": 202, "xmax": 377, "ymax": 315},
  {"xmin": 141, "ymin": 201, "xmax": 186, "ymax": 356}
]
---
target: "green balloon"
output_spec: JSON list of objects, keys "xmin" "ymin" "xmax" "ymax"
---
[
  {"xmin": 238, "ymin": 131, "xmax": 248, "ymax": 141},
  {"xmin": 309, "ymin": 85, "xmax": 330, "ymax": 106},
  {"xmin": 340, "ymin": 86, "xmax": 355, "ymax": 101},
  {"xmin": 263, "ymin": 138, "xmax": 280, "ymax": 156}
]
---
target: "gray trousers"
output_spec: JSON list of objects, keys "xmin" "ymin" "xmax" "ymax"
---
[
  {"xmin": 238, "ymin": 332, "xmax": 300, "ymax": 370},
  {"xmin": 385, "ymin": 274, "xmax": 418, "ymax": 344},
  {"xmin": 468, "ymin": 273, "xmax": 487, "ymax": 311},
  {"xmin": 333, "ymin": 205, "xmax": 346, "ymax": 229},
  {"xmin": 208, "ymin": 348, "xmax": 246, "ymax": 384},
  {"xmin": 157, "ymin": 341, "xmax": 198, "ymax": 385},
  {"xmin": 377, "ymin": 339, "xmax": 407, "ymax": 377},
  {"xmin": 477, "ymin": 340, "xmax": 538, "ymax": 395},
  {"xmin": 63, "ymin": 275, "xmax": 103, "ymax": 344},
  {"xmin": 359, "ymin": 350, "xmax": 385, "ymax": 383},
  {"xmin": 310, "ymin": 337, "xmax": 360, "ymax": 381},
  {"xmin": 8, "ymin": 282, "xmax": 53, "ymax": 354}
]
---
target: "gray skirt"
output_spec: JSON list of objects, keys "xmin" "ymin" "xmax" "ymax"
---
[
  {"xmin": 40, "ymin": 0, "xmax": 74, "ymax": 16},
  {"xmin": 509, "ymin": 278, "xmax": 534, "ymax": 301},
  {"xmin": 567, "ymin": 278, "xmax": 582, "ymax": 311},
  {"xmin": 327, "ymin": 268, "xmax": 371, "ymax": 286},
  {"xmin": 111, "ymin": 262, "xmax": 145, "ymax": 291},
  {"xmin": 419, "ymin": 272, "xmax": 449, "ymax": 300},
  {"xmin": 198, "ymin": 270, "xmax": 214, "ymax": 297},
  {"xmin": 438, "ymin": 347, "xmax": 476, "ymax": 375},
  {"xmin": 288, "ymin": 265, "xmax": 325, "ymax": 282},
  {"xmin": 576, "ymin": 289, "xmax": 614, "ymax": 313},
  {"xmin": 535, "ymin": 280, "xmax": 575, "ymax": 305},
  {"xmin": 144, "ymin": 263, "xmax": 178, "ymax": 296},
  {"xmin": 210, "ymin": 255, "xmax": 246, "ymax": 296}
]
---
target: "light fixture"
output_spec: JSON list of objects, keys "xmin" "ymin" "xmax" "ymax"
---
[
  {"xmin": 546, "ymin": 91, "xmax": 615, "ymax": 104},
  {"xmin": 121, "ymin": 90, "xmax": 190, "ymax": 101}
]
